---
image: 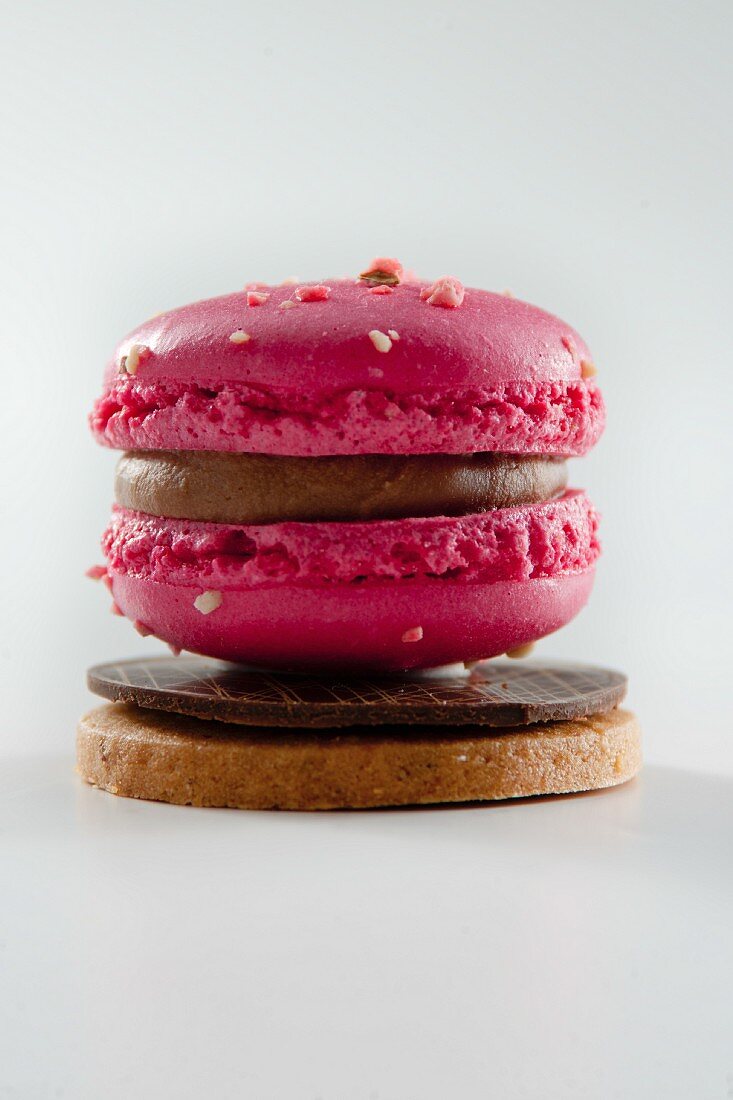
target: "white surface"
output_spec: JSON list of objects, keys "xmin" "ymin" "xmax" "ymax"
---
[
  {"xmin": 0, "ymin": 0, "xmax": 731, "ymax": 771},
  {"xmin": 2, "ymin": 759, "xmax": 731, "ymax": 1099}
]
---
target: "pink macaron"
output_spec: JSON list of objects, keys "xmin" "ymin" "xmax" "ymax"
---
[{"xmin": 90, "ymin": 259, "xmax": 604, "ymax": 670}]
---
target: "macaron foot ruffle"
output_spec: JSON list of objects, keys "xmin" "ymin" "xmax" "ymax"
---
[{"xmin": 91, "ymin": 377, "xmax": 604, "ymax": 457}]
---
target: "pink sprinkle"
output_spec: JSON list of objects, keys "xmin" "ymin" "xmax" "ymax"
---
[
  {"xmin": 401, "ymin": 626, "xmax": 424, "ymax": 643},
  {"xmin": 365, "ymin": 256, "xmax": 403, "ymax": 278},
  {"xmin": 359, "ymin": 257, "xmax": 404, "ymax": 285},
  {"xmin": 561, "ymin": 334, "xmax": 576, "ymax": 357},
  {"xmin": 420, "ymin": 277, "xmax": 465, "ymax": 309},
  {"xmin": 134, "ymin": 620, "xmax": 154, "ymax": 637},
  {"xmin": 167, "ymin": 643, "xmax": 182, "ymax": 657},
  {"xmin": 85, "ymin": 564, "xmax": 107, "ymax": 580},
  {"xmin": 110, "ymin": 601, "xmax": 124, "ymax": 616},
  {"xmin": 368, "ymin": 284, "xmax": 394, "ymax": 295},
  {"xmin": 247, "ymin": 290, "xmax": 269, "ymax": 306},
  {"xmin": 295, "ymin": 284, "xmax": 331, "ymax": 302},
  {"xmin": 102, "ymin": 574, "xmax": 113, "ymax": 593}
]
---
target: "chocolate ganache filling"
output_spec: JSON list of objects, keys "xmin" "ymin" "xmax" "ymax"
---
[{"xmin": 115, "ymin": 451, "xmax": 568, "ymax": 524}]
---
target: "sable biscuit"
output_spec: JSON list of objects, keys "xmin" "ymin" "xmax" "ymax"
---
[{"xmin": 77, "ymin": 704, "xmax": 641, "ymax": 811}]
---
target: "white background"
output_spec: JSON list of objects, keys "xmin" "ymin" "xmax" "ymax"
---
[{"xmin": 2, "ymin": 4, "xmax": 732, "ymax": 1098}]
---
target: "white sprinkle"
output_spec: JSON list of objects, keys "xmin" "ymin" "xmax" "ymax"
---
[
  {"xmin": 387, "ymin": 329, "xmax": 400, "ymax": 341},
  {"xmin": 368, "ymin": 366, "xmax": 384, "ymax": 379},
  {"xmin": 368, "ymin": 329, "xmax": 392, "ymax": 353},
  {"xmin": 122, "ymin": 343, "xmax": 150, "ymax": 375},
  {"xmin": 280, "ymin": 299, "xmax": 298, "ymax": 310},
  {"xmin": 425, "ymin": 662, "xmax": 466, "ymax": 678},
  {"xmin": 229, "ymin": 330, "xmax": 251, "ymax": 344},
  {"xmin": 281, "ymin": 276, "xmax": 300, "ymax": 285},
  {"xmin": 456, "ymin": 754, "xmax": 468, "ymax": 762},
  {"xmin": 401, "ymin": 626, "xmax": 424, "ymax": 643},
  {"xmin": 194, "ymin": 590, "xmax": 223, "ymax": 615}
]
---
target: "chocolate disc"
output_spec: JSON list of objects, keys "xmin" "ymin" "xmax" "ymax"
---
[{"xmin": 87, "ymin": 657, "xmax": 626, "ymax": 729}]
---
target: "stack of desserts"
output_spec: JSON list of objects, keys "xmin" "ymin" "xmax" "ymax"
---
[{"xmin": 80, "ymin": 258, "xmax": 640, "ymax": 809}]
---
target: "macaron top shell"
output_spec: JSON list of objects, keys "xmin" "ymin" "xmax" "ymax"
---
[{"xmin": 103, "ymin": 280, "xmax": 593, "ymax": 393}]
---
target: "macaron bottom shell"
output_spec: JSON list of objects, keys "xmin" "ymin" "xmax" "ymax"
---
[{"xmin": 109, "ymin": 570, "xmax": 595, "ymax": 672}]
